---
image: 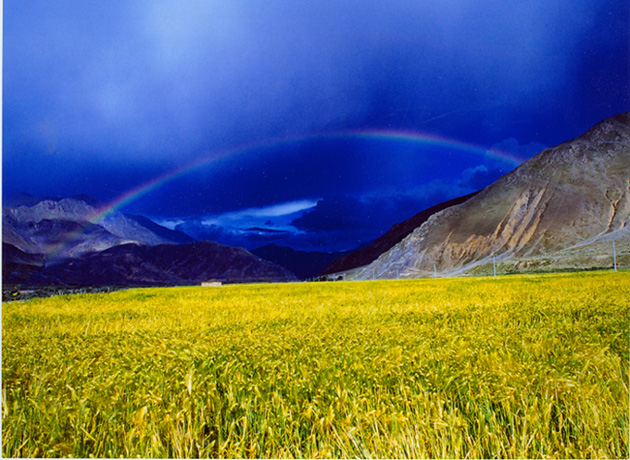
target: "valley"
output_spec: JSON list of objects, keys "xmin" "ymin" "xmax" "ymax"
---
[
  {"xmin": 3, "ymin": 272, "xmax": 628, "ymax": 458},
  {"xmin": 4, "ymin": 114, "xmax": 629, "ymax": 288},
  {"xmin": 5, "ymin": 3, "xmax": 628, "ymax": 458},
  {"xmin": 2, "ymin": 113, "xmax": 628, "ymax": 459}
]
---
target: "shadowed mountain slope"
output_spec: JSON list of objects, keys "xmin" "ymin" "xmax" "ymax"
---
[
  {"xmin": 251, "ymin": 244, "xmax": 353, "ymax": 279},
  {"xmin": 321, "ymin": 192, "xmax": 478, "ymax": 275},
  {"xmin": 125, "ymin": 214, "xmax": 195, "ymax": 244},
  {"xmin": 44, "ymin": 241, "xmax": 298, "ymax": 286}
]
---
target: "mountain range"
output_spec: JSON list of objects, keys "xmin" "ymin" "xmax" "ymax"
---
[
  {"xmin": 3, "ymin": 194, "xmax": 194, "ymax": 259},
  {"xmin": 4, "ymin": 113, "xmax": 628, "ymax": 287},
  {"xmin": 44, "ymin": 241, "xmax": 297, "ymax": 286},
  {"xmin": 338, "ymin": 112, "xmax": 630, "ymax": 279},
  {"xmin": 2, "ymin": 195, "xmax": 297, "ymax": 286}
]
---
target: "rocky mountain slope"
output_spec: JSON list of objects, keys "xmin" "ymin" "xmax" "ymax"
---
[
  {"xmin": 3, "ymin": 194, "xmax": 193, "ymax": 259},
  {"xmin": 2, "ymin": 243, "xmax": 50, "ymax": 286},
  {"xmin": 321, "ymin": 192, "xmax": 478, "ymax": 275},
  {"xmin": 346, "ymin": 113, "xmax": 630, "ymax": 279},
  {"xmin": 3, "ymin": 241, "xmax": 298, "ymax": 286},
  {"xmin": 47, "ymin": 241, "xmax": 298, "ymax": 286},
  {"xmin": 125, "ymin": 214, "xmax": 195, "ymax": 244}
]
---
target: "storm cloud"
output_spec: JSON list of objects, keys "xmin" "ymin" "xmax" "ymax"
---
[{"xmin": 4, "ymin": 0, "xmax": 628, "ymax": 251}]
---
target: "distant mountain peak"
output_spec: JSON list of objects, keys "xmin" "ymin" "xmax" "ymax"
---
[{"xmin": 3, "ymin": 194, "xmax": 196, "ymax": 259}]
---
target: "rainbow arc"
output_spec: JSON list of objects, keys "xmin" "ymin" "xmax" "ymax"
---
[{"xmin": 49, "ymin": 130, "xmax": 524, "ymax": 258}]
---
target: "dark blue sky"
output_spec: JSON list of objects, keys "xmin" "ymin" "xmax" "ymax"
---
[{"xmin": 4, "ymin": 1, "xmax": 629, "ymax": 251}]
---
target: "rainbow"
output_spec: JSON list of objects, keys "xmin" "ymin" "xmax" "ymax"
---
[
  {"xmin": 92, "ymin": 129, "xmax": 521, "ymax": 221},
  {"xmin": 50, "ymin": 130, "xmax": 524, "ymax": 257},
  {"xmin": 339, "ymin": 129, "xmax": 523, "ymax": 164}
]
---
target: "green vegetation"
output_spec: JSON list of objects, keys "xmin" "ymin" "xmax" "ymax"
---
[{"xmin": 3, "ymin": 272, "xmax": 628, "ymax": 458}]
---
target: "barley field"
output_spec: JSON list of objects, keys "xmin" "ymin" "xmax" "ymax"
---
[{"xmin": 2, "ymin": 271, "xmax": 629, "ymax": 458}]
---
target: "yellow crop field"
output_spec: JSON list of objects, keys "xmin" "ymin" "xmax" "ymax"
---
[{"xmin": 2, "ymin": 271, "xmax": 629, "ymax": 458}]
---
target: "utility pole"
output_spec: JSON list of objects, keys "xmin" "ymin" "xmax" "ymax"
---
[
  {"xmin": 433, "ymin": 263, "xmax": 437, "ymax": 278},
  {"xmin": 613, "ymin": 240, "xmax": 617, "ymax": 272},
  {"xmin": 493, "ymin": 255, "xmax": 496, "ymax": 277}
]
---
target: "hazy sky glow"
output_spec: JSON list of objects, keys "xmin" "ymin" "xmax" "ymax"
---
[{"xmin": 4, "ymin": 0, "xmax": 629, "ymax": 251}]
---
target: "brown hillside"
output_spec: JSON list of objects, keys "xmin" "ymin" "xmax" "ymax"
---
[
  {"xmin": 349, "ymin": 113, "xmax": 630, "ymax": 279},
  {"xmin": 321, "ymin": 192, "xmax": 478, "ymax": 275}
]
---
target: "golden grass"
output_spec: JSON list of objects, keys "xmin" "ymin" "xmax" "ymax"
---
[{"xmin": 2, "ymin": 271, "xmax": 629, "ymax": 458}]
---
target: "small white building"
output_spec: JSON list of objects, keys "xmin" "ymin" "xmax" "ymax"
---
[{"xmin": 201, "ymin": 281, "xmax": 222, "ymax": 287}]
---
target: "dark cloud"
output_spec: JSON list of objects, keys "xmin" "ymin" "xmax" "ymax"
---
[
  {"xmin": 169, "ymin": 188, "xmax": 465, "ymax": 252},
  {"xmin": 5, "ymin": 1, "xmax": 628, "ymax": 162},
  {"xmin": 491, "ymin": 138, "xmax": 548, "ymax": 161},
  {"xmin": 174, "ymin": 220, "xmax": 295, "ymax": 249},
  {"xmin": 114, "ymin": 136, "xmax": 517, "ymax": 218},
  {"xmin": 3, "ymin": 1, "xmax": 629, "ymax": 251},
  {"xmin": 174, "ymin": 221, "xmax": 229, "ymax": 243},
  {"xmin": 174, "ymin": 217, "xmax": 371, "ymax": 253},
  {"xmin": 287, "ymin": 189, "xmax": 464, "ymax": 251},
  {"xmin": 291, "ymin": 188, "xmax": 462, "ymax": 235},
  {"xmin": 458, "ymin": 166, "xmax": 506, "ymax": 191},
  {"xmin": 292, "ymin": 197, "xmax": 370, "ymax": 233},
  {"xmin": 246, "ymin": 227, "xmax": 290, "ymax": 235}
]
